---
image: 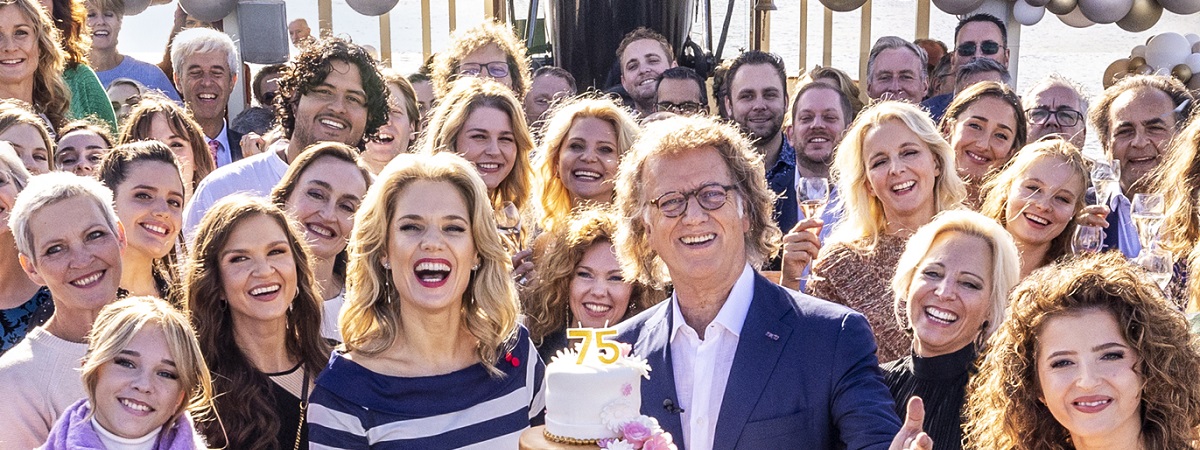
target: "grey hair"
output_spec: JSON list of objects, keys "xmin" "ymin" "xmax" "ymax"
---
[
  {"xmin": 955, "ymin": 58, "xmax": 1011, "ymax": 91},
  {"xmin": 867, "ymin": 36, "xmax": 928, "ymax": 82},
  {"xmin": 9, "ymin": 172, "xmax": 119, "ymax": 261},
  {"xmin": 170, "ymin": 27, "xmax": 240, "ymax": 80},
  {"xmin": 1023, "ymin": 73, "xmax": 1090, "ymax": 114}
]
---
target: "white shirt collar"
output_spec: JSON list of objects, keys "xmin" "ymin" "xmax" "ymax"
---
[{"xmin": 670, "ymin": 264, "xmax": 756, "ymax": 339}]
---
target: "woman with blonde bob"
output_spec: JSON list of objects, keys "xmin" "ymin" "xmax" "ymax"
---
[
  {"xmin": 882, "ymin": 209, "xmax": 1020, "ymax": 450},
  {"xmin": 797, "ymin": 100, "xmax": 966, "ymax": 362},
  {"xmin": 533, "ymin": 95, "xmax": 639, "ymax": 232},
  {"xmin": 979, "ymin": 138, "xmax": 1089, "ymax": 278},
  {"xmin": 43, "ymin": 296, "xmax": 213, "ymax": 449},
  {"xmin": 964, "ymin": 251, "xmax": 1200, "ymax": 450},
  {"xmin": 523, "ymin": 206, "xmax": 661, "ymax": 361},
  {"xmin": 419, "ymin": 77, "xmax": 534, "ymax": 214},
  {"xmin": 308, "ymin": 152, "xmax": 544, "ymax": 447}
]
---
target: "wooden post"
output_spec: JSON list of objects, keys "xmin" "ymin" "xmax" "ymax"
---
[
  {"xmin": 318, "ymin": 0, "xmax": 332, "ymax": 35},
  {"xmin": 859, "ymin": 0, "xmax": 872, "ymax": 84},
  {"xmin": 916, "ymin": 0, "xmax": 930, "ymax": 39},
  {"xmin": 379, "ymin": 13, "xmax": 392, "ymax": 66},
  {"xmin": 798, "ymin": 0, "xmax": 807, "ymax": 71},
  {"xmin": 822, "ymin": 6, "xmax": 832, "ymax": 67},
  {"xmin": 449, "ymin": 0, "xmax": 457, "ymax": 32}
]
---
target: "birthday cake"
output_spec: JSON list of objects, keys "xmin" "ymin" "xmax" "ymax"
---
[{"xmin": 528, "ymin": 330, "xmax": 674, "ymax": 449}]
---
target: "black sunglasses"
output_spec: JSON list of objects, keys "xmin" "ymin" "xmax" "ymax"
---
[{"xmin": 956, "ymin": 41, "xmax": 1002, "ymax": 58}]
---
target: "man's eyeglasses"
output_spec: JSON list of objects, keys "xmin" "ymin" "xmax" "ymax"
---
[
  {"xmin": 459, "ymin": 62, "xmax": 510, "ymax": 79},
  {"xmin": 651, "ymin": 183, "xmax": 737, "ymax": 218},
  {"xmin": 956, "ymin": 41, "xmax": 1002, "ymax": 58},
  {"xmin": 657, "ymin": 101, "xmax": 705, "ymax": 115},
  {"xmin": 1026, "ymin": 107, "xmax": 1084, "ymax": 127}
]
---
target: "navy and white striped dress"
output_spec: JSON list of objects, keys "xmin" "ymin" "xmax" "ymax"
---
[{"xmin": 307, "ymin": 326, "xmax": 546, "ymax": 449}]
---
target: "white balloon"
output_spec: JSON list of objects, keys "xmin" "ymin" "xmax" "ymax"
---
[
  {"xmin": 1076, "ymin": 0, "xmax": 1133, "ymax": 23},
  {"xmin": 1157, "ymin": 0, "xmax": 1200, "ymax": 14},
  {"xmin": 1186, "ymin": 34, "xmax": 1200, "ymax": 45},
  {"xmin": 124, "ymin": 0, "xmax": 150, "ymax": 15},
  {"xmin": 1131, "ymin": 44, "xmax": 1147, "ymax": 58},
  {"xmin": 1013, "ymin": 0, "xmax": 1047, "ymax": 25},
  {"xmin": 1059, "ymin": 6, "xmax": 1096, "ymax": 27},
  {"xmin": 1186, "ymin": 53, "xmax": 1200, "ymax": 75},
  {"xmin": 932, "ymin": 0, "xmax": 987, "ymax": 15},
  {"xmin": 1145, "ymin": 33, "xmax": 1192, "ymax": 71}
]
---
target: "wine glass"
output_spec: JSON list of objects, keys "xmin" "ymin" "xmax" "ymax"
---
[
  {"xmin": 1071, "ymin": 225, "xmax": 1104, "ymax": 254},
  {"xmin": 494, "ymin": 201, "xmax": 524, "ymax": 254},
  {"xmin": 1135, "ymin": 246, "xmax": 1174, "ymax": 291},
  {"xmin": 1131, "ymin": 193, "xmax": 1165, "ymax": 250},
  {"xmin": 796, "ymin": 177, "xmax": 830, "ymax": 220},
  {"xmin": 1090, "ymin": 159, "xmax": 1120, "ymax": 207},
  {"xmin": 795, "ymin": 176, "xmax": 830, "ymax": 283}
]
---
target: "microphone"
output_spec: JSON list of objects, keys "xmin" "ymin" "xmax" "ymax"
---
[{"xmin": 663, "ymin": 398, "xmax": 685, "ymax": 414}]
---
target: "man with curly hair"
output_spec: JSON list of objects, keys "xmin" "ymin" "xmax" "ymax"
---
[{"xmin": 181, "ymin": 36, "xmax": 390, "ymax": 242}]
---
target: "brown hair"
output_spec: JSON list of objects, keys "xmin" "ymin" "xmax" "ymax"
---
[{"xmin": 118, "ymin": 94, "xmax": 215, "ymax": 188}]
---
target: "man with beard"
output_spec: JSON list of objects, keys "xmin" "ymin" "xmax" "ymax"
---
[
  {"xmin": 181, "ymin": 37, "xmax": 390, "ymax": 241},
  {"xmin": 723, "ymin": 51, "xmax": 796, "ymax": 235},
  {"xmin": 617, "ymin": 28, "xmax": 677, "ymax": 117}
]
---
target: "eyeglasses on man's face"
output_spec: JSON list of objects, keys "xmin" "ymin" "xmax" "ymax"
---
[
  {"xmin": 1026, "ymin": 106, "xmax": 1084, "ymax": 127},
  {"xmin": 459, "ymin": 61, "xmax": 510, "ymax": 79},
  {"xmin": 651, "ymin": 183, "xmax": 738, "ymax": 218}
]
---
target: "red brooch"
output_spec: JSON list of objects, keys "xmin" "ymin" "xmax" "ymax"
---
[{"xmin": 505, "ymin": 351, "xmax": 521, "ymax": 367}]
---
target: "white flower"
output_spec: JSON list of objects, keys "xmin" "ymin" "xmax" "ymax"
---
[{"xmin": 600, "ymin": 400, "xmax": 641, "ymax": 432}]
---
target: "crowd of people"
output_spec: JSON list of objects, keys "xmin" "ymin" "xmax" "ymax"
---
[{"xmin": 0, "ymin": 0, "xmax": 1196, "ymax": 449}]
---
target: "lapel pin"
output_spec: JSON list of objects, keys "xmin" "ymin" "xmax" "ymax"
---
[{"xmin": 765, "ymin": 331, "xmax": 779, "ymax": 341}]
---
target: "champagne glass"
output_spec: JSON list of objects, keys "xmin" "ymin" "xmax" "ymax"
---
[
  {"xmin": 494, "ymin": 201, "xmax": 524, "ymax": 254},
  {"xmin": 1090, "ymin": 159, "xmax": 1120, "ymax": 207},
  {"xmin": 1071, "ymin": 225, "xmax": 1104, "ymax": 254},
  {"xmin": 796, "ymin": 177, "xmax": 830, "ymax": 220},
  {"xmin": 795, "ymin": 176, "xmax": 830, "ymax": 283},
  {"xmin": 1131, "ymin": 193, "xmax": 1165, "ymax": 250},
  {"xmin": 1135, "ymin": 247, "xmax": 1174, "ymax": 291}
]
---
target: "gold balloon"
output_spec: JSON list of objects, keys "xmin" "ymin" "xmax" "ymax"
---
[
  {"xmin": 1173, "ymin": 64, "xmax": 1193, "ymax": 83},
  {"xmin": 1047, "ymin": 0, "xmax": 1077, "ymax": 15},
  {"xmin": 819, "ymin": 0, "xmax": 868, "ymax": 12},
  {"xmin": 1136, "ymin": 64, "xmax": 1154, "ymax": 75},
  {"xmin": 1117, "ymin": 0, "xmax": 1163, "ymax": 32},
  {"xmin": 1128, "ymin": 56, "xmax": 1147, "ymax": 71},
  {"xmin": 1104, "ymin": 58, "xmax": 1131, "ymax": 88}
]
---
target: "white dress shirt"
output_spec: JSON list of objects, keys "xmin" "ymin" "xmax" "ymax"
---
[{"xmin": 669, "ymin": 264, "xmax": 755, "ymax": 450}]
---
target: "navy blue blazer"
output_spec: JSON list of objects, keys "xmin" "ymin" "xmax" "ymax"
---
[
  {"xmin": 227, "ymin": 128, "xmax": 245, "ymax": 162},
  {"xmin": 615, "ymin": 272, "xmax": 901, "ymax": 450}
]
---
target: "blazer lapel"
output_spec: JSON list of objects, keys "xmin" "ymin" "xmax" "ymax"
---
[
  {"xmin": 634, "ymin": 301, "xmax": 685, "ymax": 447},
  {"xmin": 712, "ymin": 274, "xmax": 794, "ymax": 450}
]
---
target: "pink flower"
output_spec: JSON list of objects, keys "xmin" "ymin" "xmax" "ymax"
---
[
  {"xmin": 621, "ymin": 383, "xmax": 633, "ymax": 397},
  {"xmin": 620, "ymin": 420, "xmax": 653, "ymax": 446},
  {"xmin": 617, "ymin": 342, "xmax": 632, "ymax": 357},
  {"xmin": 641, "ymin": 432, "xmax": 677, "ymax": 450}
]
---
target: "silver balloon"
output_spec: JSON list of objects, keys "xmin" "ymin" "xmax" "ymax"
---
[
  {"xmin": 1046, "ymin": 0, "xmax": 1077, "ymax": 14},
  {"xmin": 1013, "ymin": 0, "xmax": 1047, "ymax": 25},
  {"xmin": 179, "ymin": 0, "xmax": 235, "ymax": 23},
  {"xmin": 1116, "ymin": 0, "xmax": 1162, "ymax": 32},
  {"xmin": 1059, "ymin": 6, "xmax": 1096, "ymax": 27},
  {"xmin": 346, "ymin": 0, "xmax": 400, "ymax": 16},
  {"xmin": 1026, "ymin": 0, "xmax": 1051, "ymax": 6},
  {"xmin": 819, "ymin": 0, "xmax": 869, "ymax": 12},
  {"xmin": 932, "ymin": 0, "xmax": 987, "ymax": 15},
  {"xmin": 1076, "ymin": 0, "xmax": 1133, "ymax": 23},
  {"xmin": 1157, "ymin": 0, "xmax": 1200, "ymax": 14},
  {"xmin": 124, "ymin": 0, "xmax": 150, "ymax": 15}
]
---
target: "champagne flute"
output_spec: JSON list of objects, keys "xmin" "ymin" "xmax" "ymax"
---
[
  {"xmin": 1135, "ymin": 247, "xmax": 1174, "ymax": 291},
  {"xmin": 795, "ymin": 176, "xmax": 830, "ymax": 283},
  {"xmin": 1071, "ymin": 225, "xmax": 1104, "ymax": 254},
  {"xmin": 494, "ymin": 201, "xmax": 524, "ymax": 254},
  {"xmin": 1090, "ymin": 159, "xmax": 1120, "ymax": 207},
  {"xmin": 1131, "ymin": 193, "xmax": 1165, "ymax": 251}
]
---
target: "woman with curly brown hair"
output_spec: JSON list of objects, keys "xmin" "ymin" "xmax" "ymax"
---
[
  {"xmin": 184, "ymin": 196, "xmax": 329, "ymax": 450},
  {"xmin": 430, "ymin": 20, "xmax": 532, "ymax": 100},
  {"xmin": 523, "ymin": 206, "xmax": 661, "ymax": 361},
  {"xmin": 964, "ymin": 251, "xmax": 1200, "ymax": 450}
]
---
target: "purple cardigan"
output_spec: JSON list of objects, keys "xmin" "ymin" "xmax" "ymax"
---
[{"xmin": 42, "ymin": 398, "xmax": 202, "ymax": 450}]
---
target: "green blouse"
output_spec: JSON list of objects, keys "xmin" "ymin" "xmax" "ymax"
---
[{"xmin": 63, "ymin": 64, "xmax": 118, "ymax": 133}]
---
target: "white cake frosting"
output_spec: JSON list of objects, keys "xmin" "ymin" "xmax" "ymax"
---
[{"xmin": 544, "ymin": 340, "xmax": 651, "ymax": 441}]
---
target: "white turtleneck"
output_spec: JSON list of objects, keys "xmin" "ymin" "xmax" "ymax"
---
[{"xmin": 91, "ymin": 417, "xmax": 160, "ymax": 450}]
